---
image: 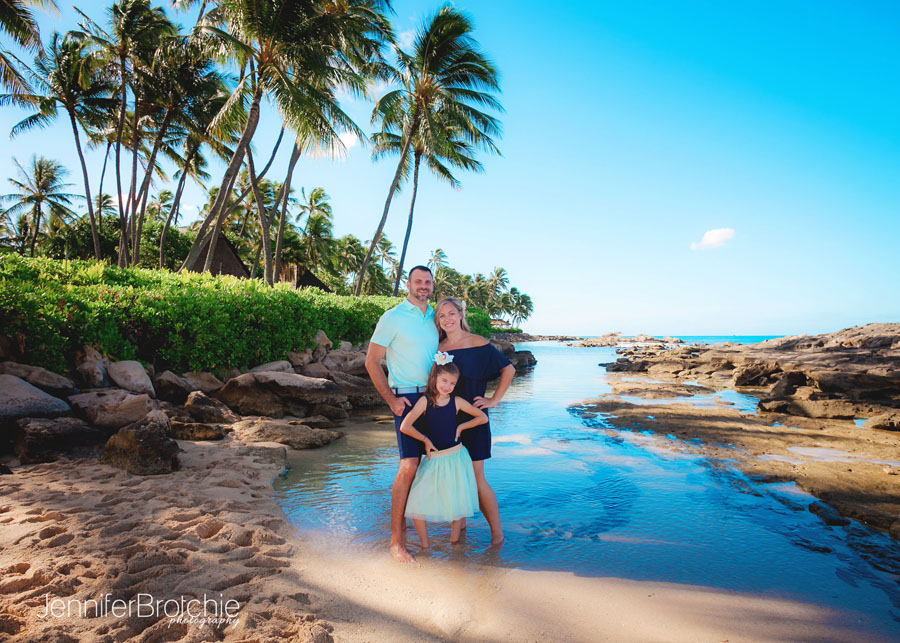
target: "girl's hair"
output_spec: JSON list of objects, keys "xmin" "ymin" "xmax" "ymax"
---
[
  {"xmin": 434, "ymin": 297, "xmax": 470, "ymax": 341},
  {"xmin": 425, "ymin": 362, "xmax": 460, "ymax": 406}
]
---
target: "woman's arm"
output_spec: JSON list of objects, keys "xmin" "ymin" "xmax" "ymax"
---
[
  {"xmin": 473, "ymin": 364, "xmax": 515, "ymax": 409},
  {"xmin": 398, "ymin": 397, "xmax": 436, "ymax": 457},
  {"xmin": 455, "ymin": 397, "xmax": 488, "ymax": 440}
]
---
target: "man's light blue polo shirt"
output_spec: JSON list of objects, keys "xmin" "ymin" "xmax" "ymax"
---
[{"xmin": 371, "ymin": 299, "xmax": 439, "ymax": 388}]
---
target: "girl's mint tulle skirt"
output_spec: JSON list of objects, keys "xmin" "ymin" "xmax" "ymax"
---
[{"xmin": 405, "ymin": 443, "xmax": 479, "ymax": 522}]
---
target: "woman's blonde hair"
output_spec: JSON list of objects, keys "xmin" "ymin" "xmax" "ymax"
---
[{"xmin": 434, "ymin": 297, "xmax": 470, "ymax": 341}]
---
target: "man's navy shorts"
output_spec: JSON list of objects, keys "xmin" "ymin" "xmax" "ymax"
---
[{"xmin": 393, "ymin": 392, "xmax": 425, "ymax": 459}]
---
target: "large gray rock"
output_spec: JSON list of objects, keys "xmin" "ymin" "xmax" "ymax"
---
[
  {"xmin": 0, "ymin": 375, "xmax": 70, "ymax": 422},
  {"xmin": 181, "ymin": 371, "xmax": 224, "ymax": 394},
  {"xmin": 68, "ymin": 389, "xmax": 151, "ymax": 430},
  {"xmin": 100, "ymin": 410, "xmax": 179, "ymax": 475},
  {"xmin": 108, "ymin": 360, "xmax": 156, "ymax": 397},
  {"xmin": 76, "ymin": 345, "xmax": 109, "ymax": 387},
  {"xmin": 15, "ymin": 417, "xmax": 105, "ymax": 463},
  {"xmin": 322, "ymin": 350, "xmax": 367, "ymax": 376},
  {"xmin": 732, "ymin": 362, "xmax": 782, "ymax": 387},
  {"xmin": 509, "ymin": 350, "xmax": 537, "ymax": 371},
  {"xmin": 212, "ymin": 371, "xmax": 347, "ymax": 418},
  {"xmin": 490, "ymin": 339, "xmax": 515, "ymax": 356},
  {"xmin": 297, "ymin": 362, "xmax": 331, "ymax": 379},
  {"xmin": 250, "ymin": 360, "xmax": 293, "ymax": 374},
  {"xmin": 153, "ymin": 370, "xmax": 194, "ymax": 404},
  {"xmin": 184, "ymin": 390, "xmax": 239, "ymax": 424},
  {"xmin": 0, "ymin": 362, "xmax": 75, "ymax": 397},
  {"xmin": 231, "ymin": 417, "xmax": 342, "ymax": 450},
  {"xmin": 329, "ymin": 371, "xmax": 384, "ymax": 407}
]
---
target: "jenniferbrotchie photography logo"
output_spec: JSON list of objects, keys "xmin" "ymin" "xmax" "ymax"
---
[{"xmin": 38, "ymin": 593, "xmax": 241, "ymax": 629}]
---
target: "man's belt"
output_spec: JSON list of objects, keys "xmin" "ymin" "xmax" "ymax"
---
[{"xmin": 392, "ymin": 386, "xmax": 426, "ymax": 395}]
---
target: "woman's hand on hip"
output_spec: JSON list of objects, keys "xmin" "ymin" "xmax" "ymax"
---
[{"xmin": 473, "ymin": 395, "xmax": 497, "ymax": 409}]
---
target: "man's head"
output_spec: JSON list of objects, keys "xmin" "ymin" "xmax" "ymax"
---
[{"xmin": 406, "ymin": 265, "xmax": 433, "ymax": 304}]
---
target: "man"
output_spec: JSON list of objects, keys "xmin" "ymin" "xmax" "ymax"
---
[{"xmin": 365, "ymin": 265, "xmax": 439, "ymax": 563}]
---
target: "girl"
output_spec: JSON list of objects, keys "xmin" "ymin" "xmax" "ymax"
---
[{"xmin": 400, "ymin": 353, "xmax": 488, "ymax": 548}]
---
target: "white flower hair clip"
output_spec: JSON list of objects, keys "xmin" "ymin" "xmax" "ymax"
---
[{"xmin": 434, "ymin": 351, "xmax": 454, "ymax": 365}]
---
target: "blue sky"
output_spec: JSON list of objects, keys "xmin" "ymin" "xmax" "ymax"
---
[{"xmin": 2, "ymin": 1, "xmax": 898, "ymax": 335}]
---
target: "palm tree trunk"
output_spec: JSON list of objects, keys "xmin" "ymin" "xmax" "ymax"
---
[
  {"xmin": 202, "ymin": 159, "xmax": 241, "ymax": 273},
  {"xmin": 393, "ymin": 150, "xmax": 422, "ymax": 296},
  {"xmin": 160, "ymin": 148, "xmax": 194, "ymax": 269},
  {"xmin": 354, "ymin": 115, "xmax": 419, "ymax": 295},
  {"xmin": 68, "ymin": 112, "xmax": 101, "ymax": 260},
  {"xmin": 127, "ymin": 107, "xmax": 142, "ymax": 262},
  {"xmin": 179, "ymin": 87, "xmax": 263, "ymax": 273},
  {"xmin": 133, "ymin": 109, "xmax": 173, "ymax": 265},
  {"xmin": 273, "ymin": 141, "xmax": 301, "ymax": 282},
  {"xmin": 97, "ymin": 142, "xmax": 111, "ymax": 230},
  {"xmin": 29, "ymin": 205, "xmax": 42, "ymax": 257},
  {"xmin": 249, "ymin": 237, "xmax": 262, "ymax": 279},
  {"xmin": 114, "ymin": 53, "xmax": 129, "ymax": 267},
  {"xmin": 246, "ymin": 148, "xmax": 273, "ymax": 285},
  {"xmin": 202, "ymin": 125, "xmax": 284, "ymax": 275}
]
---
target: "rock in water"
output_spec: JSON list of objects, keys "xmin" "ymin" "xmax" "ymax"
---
[
  {"xmin": 863, "ymin": 412, "xmax": 900, "ymax": 432},
  {"xmin": 329, "ymin": 371, "xmax": 384, "ymax": 407},
  {"xmin": 231, "ymin": 418, "xmax": 342, "ymax": 450},
  {"xmin": 0, "ymin": 375, "xmax": 70, "ymax": 423},
  {"xmin": 15, "ymin": 417, "xmax": 105, "ymax": 463},
  {"xmin": 184, "ymin": 390, "xmax": 239, "ymax": 424},
  {"xmin": 100, "ymin": 410, "xmax": 179, "ymax": 475},
  {"xmin": 107, "ymin": 360, "xmax": 156, "ymax": 397}
]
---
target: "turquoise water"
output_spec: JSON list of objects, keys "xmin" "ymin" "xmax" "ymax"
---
[{"xmin": 275, "ymin": 341, "xmax": 900, "ymax": 639}]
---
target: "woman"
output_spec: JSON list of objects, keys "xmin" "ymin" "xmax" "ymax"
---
[{"xmin": 435, "ymin": 297, "xmax": 514, "ymax": 547}]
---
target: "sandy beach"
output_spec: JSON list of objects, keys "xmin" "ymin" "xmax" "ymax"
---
[{"xmin": 1, "ymin": 420, "xmax": 894, "ymax": 642}]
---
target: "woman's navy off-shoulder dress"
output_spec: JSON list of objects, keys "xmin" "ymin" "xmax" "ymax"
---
[{"xmin": 447, "ymin": 343, "xmax": 511, "ymax": 461}]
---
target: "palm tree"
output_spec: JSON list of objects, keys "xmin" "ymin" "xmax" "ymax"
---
[
  {"xmin": 3, "ymin": 31, "xmax": 117, "ymax": 260},
  {"xmin": 178, "ymin": 0, "xmax": 392, "ymax": 284},
  {"xmin": 0, "ymin": 156, "xmax": 79, "ymax": 256},
  {"xmin": 354, "ymin": 5, "xmax": 502, "ymax": 295},
  {"xmin": 427, "ymin": 247, "xmax": 448, "ymax": 272},
  {"xmin": 79, "ymin": 0, "xmax": 176, "ymax": 266},
  {"xmin": 301, "ymin": 209, "xmax": 336, "ymax": 273},
  {"xmin": 0, "ymin": 0, "xmax": 57, "ymax": 95},
  {"xmin": 375, "ymin": 234, "xmax": 396, "ymax": 269}
]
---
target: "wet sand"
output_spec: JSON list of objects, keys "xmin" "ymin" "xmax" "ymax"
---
[{"xmin": 0, "ymin": 421, "xmax": 893, "ymax": 642}]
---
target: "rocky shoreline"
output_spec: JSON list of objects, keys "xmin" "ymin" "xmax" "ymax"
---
[
  {"xmin": 570, "ymin": 323, "xmax": 900, "ymax": 538},
  {"xmin": 0, "ymin": 331, "xmax": 536, "ymax": 641}
]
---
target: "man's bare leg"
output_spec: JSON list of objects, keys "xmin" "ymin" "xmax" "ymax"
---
[
  {"xmin": 413, "ymin": 518, "xmax": 430, "ymax": 549},
  {"xmin": 473, "ymin": 460, "xmax": 504, "ymax": 546},
  {"xmin": 390, "ymin": 457, "xmax": 419, "ymax": 562}
]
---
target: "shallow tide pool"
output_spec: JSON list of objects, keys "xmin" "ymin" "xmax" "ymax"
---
[{"xmin": 275, "ymin": 341, "xmax": 900, "ymax": 639}]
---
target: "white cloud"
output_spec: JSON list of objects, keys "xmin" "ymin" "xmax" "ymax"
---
[
  {"xmin": 690, "ymin": 227, "xmax": 735, "ymax": 251},
  {"xmin": 338, "ymin": 131, "xmax": 359, "ymax": 151},
  {"xmin": 398, "ymin": 30, "xmax": 415, "ymax": 51}
]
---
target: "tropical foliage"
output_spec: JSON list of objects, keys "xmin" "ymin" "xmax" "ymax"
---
[{"xmin": 0, "ymin": 1, "xmax": 533, "ymax": 328}]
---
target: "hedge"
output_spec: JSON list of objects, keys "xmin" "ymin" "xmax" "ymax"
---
[{"xmin": 0, "ymin": 255, "xmax": 399, "ymax": 374}]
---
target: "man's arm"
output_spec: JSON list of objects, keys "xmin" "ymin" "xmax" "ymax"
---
[{"xmin": 365, "ymin": 342, "xmax": 410, "ymax": 416}]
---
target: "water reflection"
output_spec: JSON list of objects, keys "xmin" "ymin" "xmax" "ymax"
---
[{"xmin": 275, "ymin": 341, "xmax": 900, "ymax": 637}]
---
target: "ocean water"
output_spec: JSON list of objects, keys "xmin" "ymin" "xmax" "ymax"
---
[{"xmin": 275, "ymin": 341, "xmax": 900, "ymax": 639}]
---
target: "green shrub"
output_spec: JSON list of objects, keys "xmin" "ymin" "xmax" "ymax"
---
[
  {"xmin": 466, "ymin": 307, "xmax": 492, "ymax": 339},
  {"xmin": 0, "ymin": 255, "xmax": 398, "ymax": 373}
]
